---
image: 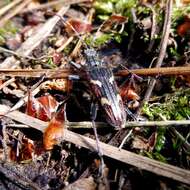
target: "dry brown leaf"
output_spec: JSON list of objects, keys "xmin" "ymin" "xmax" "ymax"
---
[
  {"xmin": 66, "ymin": 19, "xmax": 92, "ymax": 35},
  {"xmin": 132, "ymin": 133, "xmax": 157, "ymax": 151},
  {"xmin": 43, "ymin": 104, "xmax": 66, "ymax": 150},
  {"xmin": 26, "ymin": 93, "xmax": 59, "ymax": 122},
  {"xmin": 119, "ymin": 83, "xmax": 140, "ymax": 102},
  {"xmin": 177, "ymin": 15, "xmax": 190, "ymax": 37},
  {"xmin": 41, "ymin": 79, "xmax": 72, "ymax": 92}
]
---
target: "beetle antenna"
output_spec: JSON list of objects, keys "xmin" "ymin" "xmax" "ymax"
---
[{"xmin": 56, "ymin": 14, "xmax": 89, "ymax": 50}]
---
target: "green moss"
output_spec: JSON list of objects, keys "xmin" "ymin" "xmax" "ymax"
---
[
  {"xmin": 46, "ymin": 57, "xmax": 57, "ymax": 68},
  {"xmin": 155, "ymin": 128, "xmax": 166, "ymax": 152},
  {"xmin": 0, "ymin": 21, "xmax": 19, "ymax": 46},
  {"xmin": 144, "ymin": 151, "xmax": 167, "ymax": 163},
  {"xmin": 93, "ymin": 1, "xmax": 114, "ymax": 14},
  {"xmin": 93, "ymin": 0, "xmax": 137, "ymax": 19},
  {"xmin": 142, "ymin": 89, "xmax": 190, "ymax": 121}
]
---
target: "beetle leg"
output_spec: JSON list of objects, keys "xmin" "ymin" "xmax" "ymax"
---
[
  {"xmin": 69, "ymin": 60, "xmax": 82, "ymax": 69},
  {"xmin": 90, "ymin": 102, "xmax": 98, "ymax": 121},
  {"xmin": 125, "ymin": 107, "xmax": 138, "ymax": 121},
  {"xmin": 68, "ymin": 74, "xmax": 80, "ymax": 80},
  {"xmin": 90, "ymin": 102, "xmax": 105, "ymax": 177}
]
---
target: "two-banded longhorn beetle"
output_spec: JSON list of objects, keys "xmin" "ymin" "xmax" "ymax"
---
[
  {"xmin": 83, "ymin": 48, "xmax": 126, "ymax": 129},
  {"xmin": 58, "ymin": 15, "xmax": 126, "ymax": 129}
]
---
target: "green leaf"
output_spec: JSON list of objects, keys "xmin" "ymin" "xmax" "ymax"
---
[
  {"xmin": 97, "ymin": 15, "xmax": 110, "ymax": 21},
  {"xmin": 153, "ymin": 152, "xmax": 167, "ymax": 163},
  {"xmin": 89, "ymin": 33, "xmax": 113, "ymax": 48},
  {"xmin": 155, "ymin": 128, "xmax": 166, "ymax": 152},
  {"xmin": 93, "ymin": 1, "xmax": 114, "ymax": 14},
  {"xmin": 115, "ymin": 0, "xmax": 136, "ymax": 13},
  {"xmin": 0, "ymin": 35, "xmax": 5, "ymax": 45},
  {"xmin": 114, "ymin": 34, "xmax": 122, "ymax": 43},
  {"xmin": 47, "ymin": 58, "xmax": 57, "ymax": 68}
]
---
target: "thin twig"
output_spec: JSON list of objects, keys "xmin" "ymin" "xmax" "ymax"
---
[
  {"xmin": 0, "ymin": 78, "xmax": 15, "ymax": 90},
  {"xmin": 0, "ymin": 66, "xmax": 190, "ymax": 79},
  {"xmin": 117, "ymin": 66, "xmax": 190, "ymax": 76},
  {"xmin": 142, "ymin": 3, "xmax": 157, "ymax": 52},
  {"xmin": 5, "ymin": 120, "xmax": 190, "ymax": 129},
  {"xmin": 1, "ymin": 120, "xmax": 9, "ymax": 160},
  {"xmin": 0, "ymin": 0, "xmax": 22, "ymax": 17},
  {"xmin": 70, "ymin": 8, "xmax": 94, "ymax": 57},
  {"xmin": 0, "ymin": 68, "xmax": 71, "ymax": 79},
  {"xmin": 56, "ymin": 36, "xmax": 74, "ymax": 53},
  {"xmin": 21, "ymin": 0, "xmax": 92, "ymax": 13},
  {"xmin": 9, "ymin": 74, "xmax": 45, "ymax": 112},
  {"xmin": 169, "ymin": 127, "xmax": 190, "ymax": 153},
  {"xmin": 0, "ymin": 0, "xmax": 32, "ymax": 27},
  {"xmin": 137, "ymin": 0, "xmax": 173, "ymax": 115},
  {"xmin": 118, "ymin": 129, "xmax": 133, "ymax": 150},
  {"xmin": 127, "ymin": 8, "xmax": 137, "ymax": 52},
  {"xmin": 7, "ymin": 124, "xmax": 29, "ymax": 128},
  {"xmin": 0, "ymin": 46, "xmax": 49, "ymax": 60}
]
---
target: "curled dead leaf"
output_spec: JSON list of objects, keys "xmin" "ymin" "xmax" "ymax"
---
[
  {"xmin": 41, "ymin": 79, "xmax": 72, "ymax": 92},
  {"xmin": 177, "ymin": 15, "xmax": 190, "ymax": 37},
  {"xmin": 132, "ymin": 132, "xmax": 157, "ymax": 151},
  {"xmin": 109, "ymin": 15, "xmax": 128, "ymax": 24},
  {"xmin": 52, "ymin": 52, "xmax": 63, "ymax": 65},
  {"xmin": 43, "ymin": 104, "xmax": 66, "ymax": 150},
  {"xmin": 66, "ymin": 19, "xmax": 92, "ymax": 35},
  {"xmin": 10, "ymin": 136, "xmax": 35, "ymax": 162},
  {"xmin": 26, "ymin": 93, "xmax": 59, "ymax": 121},
  {"xmin": 100, "ymin": 14, "xmax": 128, "ymax": 32},
  {"xmin": 120, "ymin": 84, "xmax": 140, "ymax": 102}
]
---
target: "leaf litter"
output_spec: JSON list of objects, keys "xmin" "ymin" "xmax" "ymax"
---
[{"xmin": 0, "ymin": 0, "xmax": 190, "ymax": 190}]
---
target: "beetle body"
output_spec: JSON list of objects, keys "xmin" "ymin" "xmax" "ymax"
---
[{"xmin": 83, "ymin": 48, "xmax": 126, "ymax": 129}]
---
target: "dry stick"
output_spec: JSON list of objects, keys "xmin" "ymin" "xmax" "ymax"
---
[
  {"xmin": 0, "ymin": 104, "xmax": 190, "ymax": 185},
  {"xmin": 0, "ymin": 66, "xmax": 190, "ymax": 79},
  {"xmin": 144, "ymin": 0, "xmax": 172, "ymax": 99},
  {"xmin": 137, "ymin": 0, "xmax": 173, "ymax": 116},
  {"xmin": 56, "ymin": 36, "xmax": 74, "ymax": 53},
  {"xmin": 0, "ymin": 46, "xmax": 46, "ymax": 60},
  {"xmin": 127, "ymin": 8, "xmax": 137, "ymax": 51},
  {"xmin": 3, "ymin": 118, "xmax": 190, "ymax": 129},
  {"xmin": 117, "ymin": 66, "xmax": 190, "ymax": 76},
  {"xmin": 0, "ymin": 0, "xmax": 22, "ymax": 17},
  {"xmin": 0, "ymin": 0, "xmax": 32, "ymax": 27},
  {"xmin": 169, "ymin": 127, "xmax": 190, "ymax": 152},
  {"xmin": 0, "ymin": 74, "xmax": 44, "ymax": 118},
  {"xmin": 9, "ymin": 74, "xmax": 45, "ymax": 112},
  {"xmin": 0, "ymin": 5, "xmax": 70, "ymax": 69},
  {"xmin": 0, "ymin": 68, "xmax": 71, "ymax": 78},
  {"xmin": 118, "ymin": 129, "xmax": 133, "ymax": 150},
  {"xmin": 70, "ymin": 8, "xmax": 94, "ymax": 57},
  {"xmin": 0, "ymin": 78, "xmax": 15, "ymax": 90},
  {"xmin": 21, "ymin": 0, "xmax": 92, "ymax": 13},
  {"xmin": 143, "ymin": 3, "xmax": 157, "ymax": 52},
  {"xmin": 1, "ymin": 120, "xmax": 9, "ymax": 160},
  {"xmin": 64, "ymin": 131, "xmax": 190, "ymax": 186}
]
